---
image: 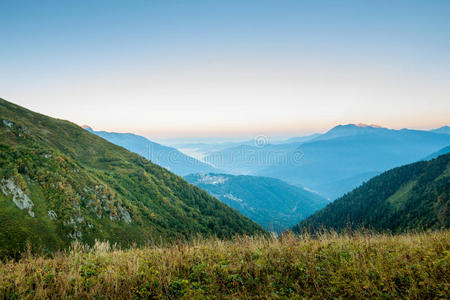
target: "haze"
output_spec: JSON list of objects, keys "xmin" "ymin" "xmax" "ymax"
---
[{"xmin": 1, "ymin": 0, "xmax": 449, "ymax": 139}]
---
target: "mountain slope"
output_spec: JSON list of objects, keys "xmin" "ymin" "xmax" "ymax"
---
[
  {"xmin": 0, "ymin": 99, "xmax": 264, "ymax": 258},
  {"xmin": 204, "ymin": 142, "xmax": 303, "ymax": 175},
  {"xmin": 184, "ymin": 173, "xmax": 328, "ymax": 231},
  {"xmin": 309, "ymin": 124, "xmax": 387, "ymax": 141},
  {"xmin": 294, "ymin": 153, "xmax": 449, "ymax": 233},
  {"xmin": 278, "ymin": 133, "xmax": 322, "ymax": 144},
  {"xmin": 423, "ymin": 146, "xmax": 450, "ymax": 160},
  {"xmin": 85, "ymin": 127, "xmax": 219, "ymax": 176},
  {"xmin": 430, "ymin": 125, "xmax": 450, "ymax": 135}
]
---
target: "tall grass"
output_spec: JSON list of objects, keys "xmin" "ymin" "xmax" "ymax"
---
[{"xmin": 1, "ymin": 231, "xmax": 449, "ymax": 299}]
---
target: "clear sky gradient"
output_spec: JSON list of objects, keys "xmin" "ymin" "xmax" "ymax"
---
[{"xmin": 1, "ymin": 0, "xmax": 449, "ymax": 138}]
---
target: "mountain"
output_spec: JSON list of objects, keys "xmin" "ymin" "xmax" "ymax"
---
[
  {"xmin": 314, "ymin": 171, "xmax": 381, "ymax": 201},
  {"xmin": 310, "ymin": 124, "xmax": 387, "ymax": 141},
  {"xmin": 430, "ymin": 125, "xmax": 450, "ymax": 135},
  {"xmin": 203, "ymin": 124, "xmax": 450, "ymax": 199},
  {"xmin": 184, "ymin": 173, "xmax": 328, "ymax": 231},
  {"xmin": 424, "ymin": 146, "xmax": 450, "ymax": 161},
  {"xmin": 84, "ymin": 128, "xmax": 219, "ymax": 176},
  {"xmin": 204, "ymin": 142, "xmax": 303, "ymax": 175},
  {"xmin": 175, "ymin": 135, "xmax": 318, "ymax": 162},
  {"xmin": 278, "ymin": 133, "xmax": 322, "ymax": 144},
  {"xmin": 0, "ymin": 98, "xmax": 264, "ymax": 258},
  {"xmin": 294, "ymin": 153, "xmax": 449, "ymax": 233},
  {"xmin": 257, "ymin": 124, "xmax": 450, "ymax": 199}
]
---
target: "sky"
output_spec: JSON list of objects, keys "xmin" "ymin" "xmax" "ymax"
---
[{"xmin": 1, "ymin": 0, "xmax": 449, "ymax": 140}]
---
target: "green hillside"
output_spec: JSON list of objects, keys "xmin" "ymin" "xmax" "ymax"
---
[
  {"xmin": 0, "ymin": 98, "xmax": 264, "ymax": 258},
  {"xmin": 185, "ymin": 173, "xmax": 328, "ymax": 231},
  {"xmin": 294, "ymin": 153, "xmax": 449, "ymax": 233}
]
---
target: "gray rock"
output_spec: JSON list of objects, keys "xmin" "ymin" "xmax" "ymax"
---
[{"xmin": 1, "ymin": 178, "xmax": 35, "ymax": 217}]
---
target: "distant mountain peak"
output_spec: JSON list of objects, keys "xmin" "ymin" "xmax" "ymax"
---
[
  {"xmin": 81, "ymin": 125, "xmax": 93, "ymax": 131},
  {"xmin": 334, "ymin": 123, "xmax": 384, "ymax": 129},
  {"xmin": 430, "ymin": 125, "xmax": 450, "ymax": 134},
  {"xmin": 326, "ymin": 123, "xmax": 386, "ymax": 134},
  {"xmin": 355, "ymin": 123, "xmax": 383, "ymax": 128},
  {"xmin": 310, "ymin": 123, "xmax": 389, "ymax": 142}
]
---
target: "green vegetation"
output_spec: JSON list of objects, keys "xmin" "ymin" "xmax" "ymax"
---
[
  {"xmin": 0, "ymin": 98, "xmax": 264, "ymax": 258},
  {"xmin": 0, "ymin": 231, "xmax": 448, "ymax": 299},
  {"xmin": 87, "ymin": 127, "xmax": 220, "ymax": 176},
  {"xmin": 295, "ymin": 154, "xmax": 449, "ymax": 233},
  {"xmin": 185, "ymin": 173, "xmax": 328, "ymax": 231}
]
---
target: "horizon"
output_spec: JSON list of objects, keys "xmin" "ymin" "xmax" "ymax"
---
[
  {"xmin": 83, "ymin": 122, "xmax": 450, "ymax": 145},
  {"xmin": 2, "ymin": 96, "xmax": 449, "ymax": 143},
  {"xmin": 1, "ymin": 0, "xmax": 450, "ymax": 138}
]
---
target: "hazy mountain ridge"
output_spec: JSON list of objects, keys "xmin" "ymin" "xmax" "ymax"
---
[
  {"xmin": 203, "ymin": 124, "xmax": 450, "ymax": 199},
  {"xmin": 184, "ymin": 173, "xmax": 328, "ymax": 231},
  {"xmin": 204, "ymin": 142, "xmax": 304, "ymax": 175},
  {"xmin": 0, "ymin": 98, "xmax": 264, "ymax": 258},
  {"xmin": 85, "ymin": 127, "xmax": 219, "ymax": 176},
  {"xmin": 430, "ymin": 125, "xmax": 450, "ymax": 135},
  {"xmin": 277, "ymin": 133, "xmax": 322, "ymax": 144},
  {"xmin": 294, "ymin": 153, "xmax": 449, "ymax": 233},
  {"xmin": 309, "ymin": 124, "xmax": 388, "ymax": 141},
  {"xmin": 423, "ymin": 146, "xmax": 450, "ymax": 161}
]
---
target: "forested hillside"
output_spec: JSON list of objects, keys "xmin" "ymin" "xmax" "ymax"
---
[
  {"xmin": 0, "ymin": 99, "xmax": 264, "ymax": 258},
  {"xmin": 185, "ymin": 173, "xmax": 328, "ymax": 231},
  {"xmin": 294, "ymin": 153, "xmax": 449, "ymax": 233}
]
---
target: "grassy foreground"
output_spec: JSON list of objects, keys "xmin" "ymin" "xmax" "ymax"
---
[{"xmin": 0, "ymin": 231, "xmax": 449, "ymax": 299}]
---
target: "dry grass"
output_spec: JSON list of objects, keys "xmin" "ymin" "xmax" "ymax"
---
[{"xmin": 0, "ymin": 231, "xmax": 449, "ymax": 299}]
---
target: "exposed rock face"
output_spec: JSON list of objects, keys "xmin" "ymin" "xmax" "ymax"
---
[
  {"xmin": 84, "ymin": 184, "xmax": 132, "ymax": 224},
  {"xmin": 120, "ymin": 207, "xmax": 132, "ymax": 224},
  {"xmin": 62, "ymin": 184, "xmax": 133, "ymax": 240},
  {"xmin": 1, "ymin": 178, "xmax": 35, "ymax": 217},
  {"xmin": 48, "ymin": 210, "xmax": 57, "ymax": 220},
  {"xmin": 2, "ymin": 119, "xmax": 13, "ymax": 128}
]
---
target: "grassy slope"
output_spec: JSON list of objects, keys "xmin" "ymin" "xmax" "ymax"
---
[
  {"xmin": 87, "ymin": 128, "xmax": 220, "ymax": 176},
  {"xmin": 0, "ymin": 98, "xmax": 264, "ymax": 258},
  {"xmin": 294, "ymin": 154, "xmax": 449, "ymax": 233},
  {"xmin": 0, "ymin": 231, "xmax": 448, "ymax": 299}
]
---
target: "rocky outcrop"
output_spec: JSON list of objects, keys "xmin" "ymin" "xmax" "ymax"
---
[
  {"xmin": 1, "ymin": 178, "xmax": 35, "ymax": 217},
  {"xmin": 2, "ymin": 119, "xmax": 13, "ymax": 128}
]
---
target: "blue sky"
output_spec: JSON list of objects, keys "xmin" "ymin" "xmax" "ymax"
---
[{"xmin": 1, "ymin": 0, "xmax": 449, "ymax": 138}]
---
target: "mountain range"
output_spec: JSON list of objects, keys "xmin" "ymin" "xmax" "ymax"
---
[
  {"xmin": 0, "ymin": 98, "xmax": 263, "ymax": 258},
  {"xmin": 184, "ymin": 173, "xmax": 328, "ymax": 231},
  {"xmin": 205, "ymin": 124, "xmax": 450, "ymax": 199}
]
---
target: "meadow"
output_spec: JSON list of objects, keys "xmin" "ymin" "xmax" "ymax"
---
[{"xmin": 0, "ymin": 230, "xmax": 448, "ymax": 299}]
